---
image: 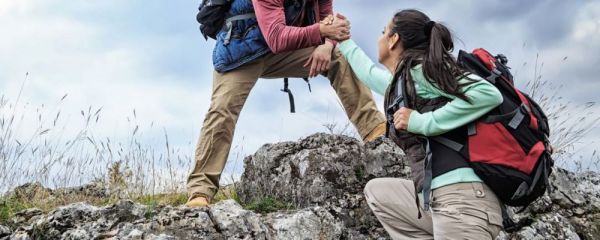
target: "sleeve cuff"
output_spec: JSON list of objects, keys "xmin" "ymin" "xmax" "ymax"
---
[
  {"xmin": 337, "ymin": 39, "xmax": 353, "ymax": 51},
  {"xmin": 407, "ymin": 110, "xmax": 426, "ymax": 134}
]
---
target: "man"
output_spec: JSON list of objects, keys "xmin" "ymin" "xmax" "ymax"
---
[{"xmin": 186, "ymin": 0, "xmax": 386, "ymax": 207}]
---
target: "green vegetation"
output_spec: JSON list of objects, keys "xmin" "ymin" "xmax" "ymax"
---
[{"xmin": 244, "ymin": 197, "xmax": 294, "ymax": 214}]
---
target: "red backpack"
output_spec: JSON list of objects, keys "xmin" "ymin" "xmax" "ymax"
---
[{"xmin": 431, "ymin": 48, "xmax": 554, "ymax": 208}]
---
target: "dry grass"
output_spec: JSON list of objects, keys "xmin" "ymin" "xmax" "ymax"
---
[
  {"xmin": 523, "ymin": 54, "xmax": 600, "ymax": 171},
  {"xmin": 0, "ymin": 74, "xmax": 192, "ymax": 196}
]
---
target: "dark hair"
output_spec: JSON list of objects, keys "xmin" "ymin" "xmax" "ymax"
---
[{"xmin": 390, "ymin": 9, "xmax": 473, "ymax": 103}]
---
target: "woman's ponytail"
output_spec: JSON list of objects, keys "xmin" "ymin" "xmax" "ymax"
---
[{"xmin": 391, "ymin": 10, "xmax": 473, "ymax": 103}]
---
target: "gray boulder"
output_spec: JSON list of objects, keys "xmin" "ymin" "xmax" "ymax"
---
[
  {"xmin": 0, "ymin": 225, "xmax": 11, "ymax": 239},
  {"xmin": 238, "ymin": 133, "xmax": 409, "ymax": 207}
]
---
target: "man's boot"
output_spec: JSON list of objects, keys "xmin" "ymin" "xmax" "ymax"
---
[
  {"xmin": 364, "ymin": 122, "xmax": 386, "ymax": 142},
  {"xmin": 185, "ymin": 195, "xmax": 210, "ymax": 208}
]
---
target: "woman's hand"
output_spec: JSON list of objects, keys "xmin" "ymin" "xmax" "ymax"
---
[
  {"xmin": 304, "ymin": 41, "xmax": 334, "ymax": 78},
  {"xmin": 319, "ymin": 13, "xmax": 350, "ymax": 41},
  {"xmin": 393, "ymin": 107, "xmax": 414, "ymax": 130}
]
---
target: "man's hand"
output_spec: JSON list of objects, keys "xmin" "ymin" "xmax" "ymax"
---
[
  {"xmin": 319, "ymin": 13, "xmax": 350, "ymax": 41},
  {"xmin": 321, "ymin": 15, "xmax": 334, "ymax": 25},
  {"xmin": 393, "ymin": 107, "xmax": 414, "ymax": 131},
  {"xmin": 304, "ymin": 41, "xmax": 334, "ymax": 78}
]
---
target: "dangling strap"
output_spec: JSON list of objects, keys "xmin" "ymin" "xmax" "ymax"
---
[
  {"xmin": 281, "ymin": 78, "xmax": 295, "ymax": 113},
  {"xmin": 422, "ymin": 138, "xmax": 434, "ymax": 211},
  {"xmin": 415, "ymin": 186, "xmax": 422, "ymax": 219},
  {"xmin": 501, "ymin": 204, "xmax": 518, "ymax": 233},
  {"xmin": 303, "ymin": 78, "xmax": 311, "ymax": 92}
]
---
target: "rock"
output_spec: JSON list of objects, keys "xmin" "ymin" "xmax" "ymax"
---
[
  {"xmin": 517, "ymin": 213, "xmax": 580, "ymax": 240},
  {"xmin": 575, "ymin": 171, "xmax": 600, "ymax": 211},
  {"xmin": 550, "ymin": 168, "xmax": 586, "ymax": 209},
  {"xmin": 8, "ymin": 231, "xmax": 30, "ymax": 240},
  {"xmin": 238, "ymin": 134, "xmax": 404, "ymax": 238},
  {"xmin": 209, "ymin": 200, "xmax": 269, "ymax": 239},
  {"xmin": 4, "ymin": 134, "xmax": 600, "ymax": 240},
  {"xmin": 144, "ymin": 205, "xmax": 221, "ymax": 239},
  {"xmin": 0, "ymin": 225, "xmax": 11, "ymax": 238},
  {"xmin": 569, "ymin": 214, "xmax": 600, "ymax": 240},
  {"xmin": 11, "ymin": 208, "xmax": 43, "ymax": 225},
  {"xmin": 53, "ymin": 180, "xmax": 110, "ymax": 199},
  {"xmin": 61, "ymin": 228, "xmax": 92, "ymax": 240},
  {"xmin": 239, "ymin": 133, "xmax": 408, "ymax": 208},
  {"xmin": 264, "ymin": 208, "xmax": 343, "ymax": 239},
  {"xmin": 10, "ymin": 182, "xmax": 52, "ymax": 200}
]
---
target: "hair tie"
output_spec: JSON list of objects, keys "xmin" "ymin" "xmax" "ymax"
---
[{"xmin": 424, "ymin": 21, "xmax": 436, "ymax": 36}]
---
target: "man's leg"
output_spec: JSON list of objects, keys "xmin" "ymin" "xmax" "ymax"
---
[
  {"xmin": 187, "ymin": 60, "xmax": 263, "ymax": 204},
  {"xmin": 262, "ymin": 48, "xmax": 386, "ymax": 140},
  {"xmin": 364, "ymin": 178, "xmax": 434, "ymax": 239}
]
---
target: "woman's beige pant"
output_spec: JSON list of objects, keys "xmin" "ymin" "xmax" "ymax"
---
[{"xmin": 364, "ymin": 178, "xmax": 504, "ymax": 240}]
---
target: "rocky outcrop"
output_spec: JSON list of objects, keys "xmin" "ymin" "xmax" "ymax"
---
[
  {"xmin": 2, "ymin": 133, "xmax": 600, "ymax": 239},
  {"xmin": 238, "ymin": 134, "xmax": 408, "ymax": 237},
  {"xmin": 238, "ymin": 134, "xmax": 409, "ymax": 207},
  {"xmin": 7, "ymin": 180, "xmax": 112, "ymax": 202},
  {"xmin": 497, "ymin": 168, "xmax": 600, "ymax": 240}
]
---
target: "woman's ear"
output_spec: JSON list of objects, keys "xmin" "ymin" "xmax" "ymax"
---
[{"xmin": 388, "ymin": 33, "xmax": 400, "ymax": 50}]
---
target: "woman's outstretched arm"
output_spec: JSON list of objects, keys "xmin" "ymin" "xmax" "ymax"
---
[{"xmin": 338, "ymin": 39, "xmax": 392, "ymax": 96}]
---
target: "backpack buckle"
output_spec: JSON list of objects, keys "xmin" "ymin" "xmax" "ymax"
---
[{"xmin": 485, "ymin": 69, "xmax": 501, "ymax": 83}]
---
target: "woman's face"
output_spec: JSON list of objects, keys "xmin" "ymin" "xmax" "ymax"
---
[
  {"xmin": 377, "ymin": 21, "xmax": 393, "ymax": 64},
  {"xmin": 377, "ymin": 20, "xmax": 402, "ymax": 71}
]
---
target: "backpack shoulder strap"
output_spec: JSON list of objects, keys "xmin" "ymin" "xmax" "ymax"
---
[{"xmin": 223, "ymin": 13, "xmax": 257, "ymax": 45}]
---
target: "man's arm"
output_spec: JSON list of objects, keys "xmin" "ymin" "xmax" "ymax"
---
[
  {"xmin": 318, "ymin": 0, "xmax": 333, "ymax": 20},
  {"xmin": 252, "ymin": 0, "xmax": 322, "ymax": 54},
  {"xmin": 318, "ymin": 0, "xmax": 337, "ymax": 46}
]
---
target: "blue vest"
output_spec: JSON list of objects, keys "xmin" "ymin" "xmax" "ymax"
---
[{"xmin": 213, "ymin": 0, "xmax": 315, "ymax": 73}]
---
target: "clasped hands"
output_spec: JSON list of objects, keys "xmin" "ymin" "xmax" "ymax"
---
[{"xmin": 304, "ymin": 14, "xmax": 351, "ymax": 77}]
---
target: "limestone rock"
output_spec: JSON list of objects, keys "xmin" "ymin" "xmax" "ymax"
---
[{"xmin": 4, "ymin": 134, "xmax": 600, "ymax": 240}]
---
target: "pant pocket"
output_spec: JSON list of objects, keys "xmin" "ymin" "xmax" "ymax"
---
[{"xmin": 461, "ymin": 209, "xmax": 503, "ymax": 239}]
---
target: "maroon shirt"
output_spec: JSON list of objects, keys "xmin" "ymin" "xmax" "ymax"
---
[{"xmin": 252, "ymin": 0, "xmax": 333, "ymax": 54}]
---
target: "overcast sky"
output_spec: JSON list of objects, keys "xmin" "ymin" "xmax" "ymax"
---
[{"xmin": 1, "ymin": 0, "xmax": 599, "ymax": 186}]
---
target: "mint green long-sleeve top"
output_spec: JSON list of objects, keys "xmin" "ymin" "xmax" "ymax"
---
[{"xmin": 338, "ymin": 39, "xmax": 504, "ymax": 189}]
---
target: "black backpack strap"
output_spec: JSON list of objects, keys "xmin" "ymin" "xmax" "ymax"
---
[
  {"xmin": 467, "ymin": 123, "xmax": 477, "ymax": 136},
  {"xmin": 204, "ymin": 0, "xmax": 229, "ymax": 5},
  {"xmin": 280, "ymin": 78, "xmax": 312, "ymax": 113},
  {"xmin": 223, "ymin": 13, "xmax": 257, "ymax": 45},
  {"xmin": 483, "ymin": 103, "xmax": 529, "ymax": 130},
  {"xmin": 303, "ymin": 78, "xmax": 311, "ymax": 92},
  {"xmin": 501, "ymin": 204, "xmax": 519, "ymax": 233},
  {"xmin": 385, "ymin": 71, "xmax": 406, "ymax": 136},
  {"xmin": 422, "ymin": 138, "xmax": 434, "ymax": 211},
  {"xmin": 430, "ymin": 136, "xmax": 464, "ymax": 152},
  {"xmin": 281, "ymin": 78, "xmax": 295, "ymax": 113}
]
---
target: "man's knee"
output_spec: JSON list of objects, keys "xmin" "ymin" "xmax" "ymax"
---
[
  {"xmin": 328, "ymin": 49, "xmax": 347, "ymax": 69},
  {"xmin": 207, "ymin": 94, "xmax": 243, "ymax": 117}
]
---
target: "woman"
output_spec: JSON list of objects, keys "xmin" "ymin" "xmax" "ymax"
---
[{"xmin": 335, "ymin": 10, "xmax": 505, "ymax": 239}]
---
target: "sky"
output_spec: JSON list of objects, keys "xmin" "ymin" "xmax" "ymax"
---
[{"xmin": 1, "ymin": 0, "xmax": 599, "ymax": 188}]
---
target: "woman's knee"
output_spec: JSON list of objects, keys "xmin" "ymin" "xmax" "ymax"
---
[
  {"xmin": 364, "ymin": 178, "xmax": 411, "ymax": 201},
  {"xmin": 363, "ymin": 178, "xmax": 385, "ymax": 199}
]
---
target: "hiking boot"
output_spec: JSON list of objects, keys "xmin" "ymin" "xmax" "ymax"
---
[
  {"xmin": 185, "ymin": 195, "xmax": 210, "ymax": 208},
  {"xmin": 364, "ymin": 122, "xmax": 386, "ymax": 142}
]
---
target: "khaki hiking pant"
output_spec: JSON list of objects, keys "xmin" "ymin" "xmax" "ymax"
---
[
  {"xmin": 364, "ymin": 178, "xmax": 503, "ymax": 240},
  {"xmin": 187, "ymin": 47, "xmax": 386, "ymax": 200}
]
